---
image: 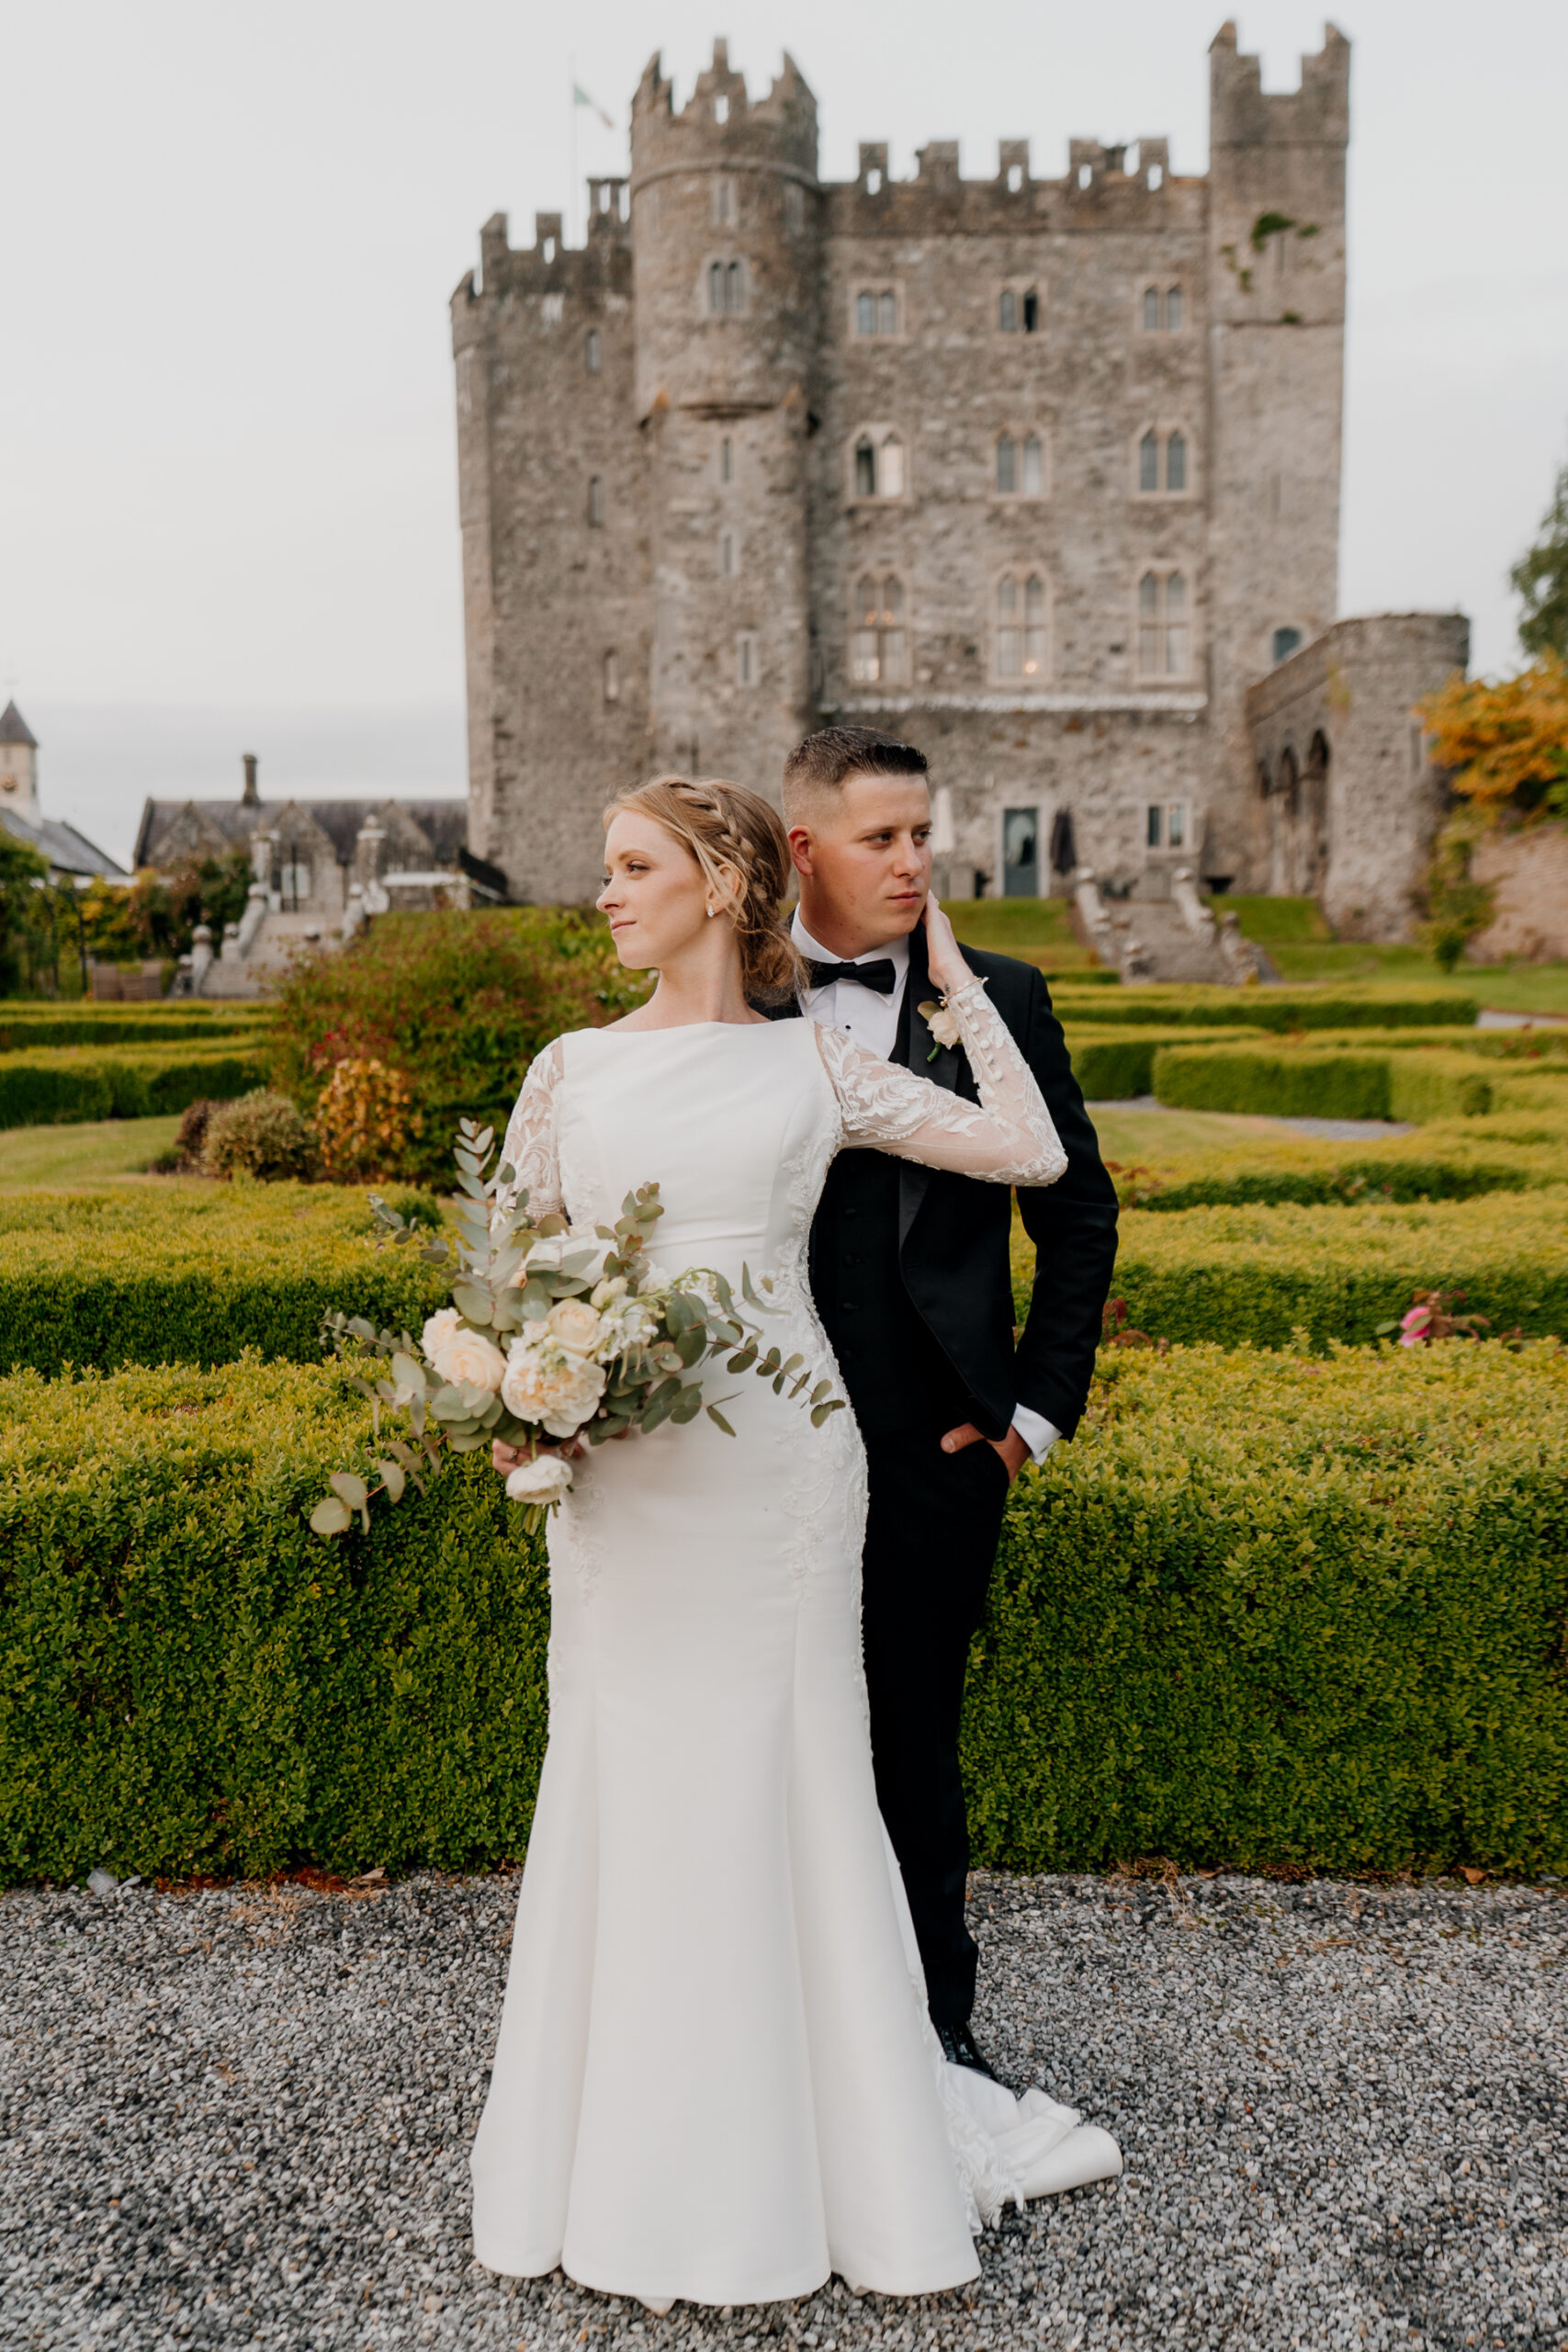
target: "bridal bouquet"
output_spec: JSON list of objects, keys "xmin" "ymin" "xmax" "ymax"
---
[{"xmin": 310, "ymin": 1117, "xmax": 842, "ymax": 1539}]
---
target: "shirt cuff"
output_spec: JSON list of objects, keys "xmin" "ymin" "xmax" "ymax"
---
[{"xmin": 1010, "ymin": 1406, "xmax": 1062, "ymax": 1465}]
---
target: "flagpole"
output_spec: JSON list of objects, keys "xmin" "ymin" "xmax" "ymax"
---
[{"xmin": 568, "ymin": 51, "xmax": 576, "ymax": 247}]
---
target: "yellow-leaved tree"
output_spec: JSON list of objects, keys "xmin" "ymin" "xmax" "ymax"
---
[{"xmin": 1413, "ymin": 655, "xmax": 1568, "ymax": 968}]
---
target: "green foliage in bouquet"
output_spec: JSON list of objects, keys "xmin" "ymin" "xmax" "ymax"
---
[
  {"xmin": 310, "ymin": 1119, "xmax": 843, "ymax": 1540},
  {"xmin": 270, "ymin": 910, "xmax": 647, "ymax": 1184}
]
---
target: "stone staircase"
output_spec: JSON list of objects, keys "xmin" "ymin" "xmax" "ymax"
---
[{"xmin": 1073, "ymin": 868, "xmax": 1276, "ymax": 986}]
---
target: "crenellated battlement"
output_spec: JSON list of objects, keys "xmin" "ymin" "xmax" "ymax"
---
[
  {"xmin": 1210, "ymin": 19, "xmax": 1350, "ymax": 149},
  {"xmin": 822, "ymin": 133, "xmax": 1197, "ymax": 238},
  {"xmin": 454, "ymin": 203, "xmax": 631, "ymax": 312},
  {"xmin": 631, "ymin": 40, "xmax": 818, "ymax": 190}
]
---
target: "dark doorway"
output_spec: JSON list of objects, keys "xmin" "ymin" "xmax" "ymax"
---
[
  {"xmin": 1049, "ymin": 808, "xmax": 1077, "ymax": 878},
  {"xmin": 1003, "ymin": 807, "xmax": 1039, "ymax": 896}
]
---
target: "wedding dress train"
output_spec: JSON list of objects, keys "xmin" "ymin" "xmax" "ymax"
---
[{"xmin": 469, "ymin": 986, "xmax": 1122, "ymax": 2305}]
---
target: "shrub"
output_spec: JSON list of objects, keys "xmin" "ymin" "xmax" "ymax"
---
[
  {"xmin": 310, "ymin": 1057, "xmax": 420, "ymax": 1183},
  {"xmin": 0, "ymin": 1007, "xmax": 266, "ymax": 1051},
  {"xmin": 203, "ymin": 1090, "xmax": 316, "ymax": 1182},
  {"xmin": 378, "ymin": 1188, "xmax": 447, "ymax": 1232},
  {"xmin": 1151, "ymin": 1043, "xmax": 1497, "ymax": 1123},
  {"xmin": 270, "ymin": 909, "xmax": 645, "ymax": 1182},
  {"xmin": 4, "ymin": 1343, "xmax": 1563, "ymax": 1883},
  {"xmin": 1013, "ymin": 1190, "xmax": 1568, "ymax": 1349},
  {"xmin": 0, "ymin": 1187, "xmax": 446, "ymax": 1375},
  {"xmin": 1101, "ymin": 1127, "xmax": 1568, "ymax": 1212},
  {"xmin": 1050, "ymin": 986, "xmax": 1478, "ymax": 1032},
  {"xmin": 0, "ymin": 1042, "xmax": 269, "ymax": 1129},
  {"xmin": 1063, "ymin": 1023, "xmax": 1266, "ymax": 1101}
]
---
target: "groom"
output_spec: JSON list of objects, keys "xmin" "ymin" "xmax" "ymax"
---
[{"xmin": 778, "ymin": 727, "xmax": 1118, "ymax": 2073}]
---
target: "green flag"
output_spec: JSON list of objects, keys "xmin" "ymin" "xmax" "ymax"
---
[{"xmin": 573, "ymin": 84, "xmax": 614, "ymax": 130}]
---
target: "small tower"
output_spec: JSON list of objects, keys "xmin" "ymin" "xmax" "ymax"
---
[
  {"xmin": 631, "ymin": 42, "xmax": 822, "ymax": 789},
  {"xmin": 0, "ymin": 702, "xmax": 39, "ymax": 821}
]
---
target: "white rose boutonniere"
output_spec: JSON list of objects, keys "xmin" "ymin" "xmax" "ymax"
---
[{"xmin": 918, "ymin": 999, "xmax": 963, "ymax": 1062}]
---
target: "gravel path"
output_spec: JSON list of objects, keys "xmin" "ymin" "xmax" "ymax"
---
[{"xmin": 3, "ymin": 1870, "xmax": 1563, "ymax": 2352}]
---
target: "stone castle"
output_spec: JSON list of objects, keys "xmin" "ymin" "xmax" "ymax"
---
[{"xmin": 451, "ymin": 24, "xmax": 1467, "ymax": 944}]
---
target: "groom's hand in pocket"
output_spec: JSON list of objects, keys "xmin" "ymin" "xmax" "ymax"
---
[{"xmin": 941, "ymin": 1422, "xmax": 1030, "ymax": 1485}]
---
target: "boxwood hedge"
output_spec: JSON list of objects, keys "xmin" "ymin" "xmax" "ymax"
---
[
  {"xmin": 0, "ymin": 1187, "xmax": 446, "ymax": 1374},
  {"xmin": 1050, "ymin": 985, "xmax": 1478, "ymax": 1032},
  {"xmin": 1151, "ymin": 1043, "xmax": 1501, "ymax": 1123},
  {"xmin": 0, "ymin": 1042, "xmax": 270, "ymax": 1128},
  {"xmin": 0, "ymin": 1007, "xmax": 268, "ymax": 1051},
  {"xmin": 3, "ymin": 1344, "xmax": 1562, "ymax": 1883},
  {"xmin": 1046, "ymin": 1189, "xmax": 1568, "ymax": 1349}
]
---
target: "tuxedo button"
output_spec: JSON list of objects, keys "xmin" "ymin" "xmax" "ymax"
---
[
  {"xmin": 840, "ymin": 1301, "xmax": 859, "ymax": 1313},
  {"xmin": 842, "ymin": 1207, "xmax": 859, "ymax": 1219}
]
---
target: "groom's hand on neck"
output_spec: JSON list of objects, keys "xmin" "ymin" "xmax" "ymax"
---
[{"xmin": 785, "ymin": 771, "xmax": 933, "ymax": 962}]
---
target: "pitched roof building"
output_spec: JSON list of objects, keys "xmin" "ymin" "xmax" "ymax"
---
[{"xmin": 0, "ymin": 703, "xmax": 127, "ymax": 881}]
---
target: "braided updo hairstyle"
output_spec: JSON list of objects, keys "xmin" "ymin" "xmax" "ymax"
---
[{"xmin": 604, "ymin": 775, "xmax": 804, "ymax": 1002}]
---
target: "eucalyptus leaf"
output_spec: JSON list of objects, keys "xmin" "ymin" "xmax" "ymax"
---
[
  {"xmin": 390, "ymin": 1351, "xmax": 425, "ymax": 1394},
  {"xmin": 378, "ymin": 1461, "xmax": 406, "ymax": 1502},
  {"xmin": 310, "ymin": 1495, "xmax": 353, "ymax": 1536},
  {"xmin": 670, "ymin": 1387, "xmax": 703, "ymax": 1425},
  {"xmin": 452, "ymin": 1283, "xmax": 493, "ymax": 1325},
  {"xmin": 705, "ymin": 1406, "xmax": 736, "ymax": 1436},
  {"xmin": 330, "ymin": 1472, "xmax": 368, "ymax": 1510}
]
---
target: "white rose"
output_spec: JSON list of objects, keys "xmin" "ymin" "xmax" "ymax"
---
[
  {"xmin": 505, "ymin": 1453, "xmax": 574, "ymax": 1504},
  {"xmin": 431, "ymin": 1326, "xmax": 507, "ymax": 1393},
  {"xmin": 591, "ymin": 1276, "xmax": 628, "ymax": 1307},
  {"xmin": 422, "ymin": 1306, "xmax": 464, "ymax": 1363},
  {"xmin": 538, "ymin": 1354, "xmax": 606, "ymax": 1437},
  {"xmin": 502, "ymin": 1338, "xmax": 606, "ymax": 1436},
  {"xmin": 546, "ymin": 1299, "xmax": 604, "ymax": 1355},
  {"xmin": 919, "ymin": 999, "xmax": 962, "ymax": 1051}
]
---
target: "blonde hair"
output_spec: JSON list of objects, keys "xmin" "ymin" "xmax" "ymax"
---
[{"xmin": 604, "ymin": 775, "xmax": 803, "ymax": 1002}]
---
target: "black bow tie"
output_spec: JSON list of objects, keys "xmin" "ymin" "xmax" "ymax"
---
[{"xmin": 807, "ymin": 957, "xmax": 898, "ymax": 996}]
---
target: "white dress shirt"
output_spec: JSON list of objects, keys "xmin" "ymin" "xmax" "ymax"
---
[{"xmin": 792, "ymin": 911, "xmax": 1060, "ymax": 1466}]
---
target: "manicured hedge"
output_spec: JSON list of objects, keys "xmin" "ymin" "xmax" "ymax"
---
[
  {"xmin": 1050, "ymin": 985, "xmax": 1478, "ymax": 1032},
  {"xmin": 0, "ymin": 1187, "xmax": 447, "ymax": 1374},
  {"xmin": 1101, "ymin": 1124, "xmax": 1568, "ymax": 1211},
  {"xmin": 1062, "ymin": 1023, "xmax": 1265, "ymax": 1101},
  {"xmin": 1152, "ymin": 1043, "xmax": 1498, "ymax": 1122},
  {"xmin": 1026, "ymin": 1190, "xmax": 1568, "ymax": 1348},
  {"xmin": 0, "ymin": 1043, "xmax": 270, "ymax": 1128},
  {"xmin": 0, "ymin": 1007, "xmax": 268, "ymax": 1051},
  {"xmin": 4, "ymin": 1344, "xmax": 1562, "ymax": 1883}
]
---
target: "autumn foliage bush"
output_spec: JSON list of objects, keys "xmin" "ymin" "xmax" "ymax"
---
[{"xmin": 271, "ymin": 910, "xmax": 644, "ymax": 1184}]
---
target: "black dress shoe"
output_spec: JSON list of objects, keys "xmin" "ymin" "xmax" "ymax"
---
[{"xmin": 934, "ymin": 2020, "xmax": 999, "ymax": 2078}]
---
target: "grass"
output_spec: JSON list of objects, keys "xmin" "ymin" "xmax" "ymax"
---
[
  {"xmin": 948, "ymin": 897, "xmax": 1104, "ymax": 973},
  {"xmin": 1085, "ymin": 1105, "xmax": 1305, "ymax": 1161},
  {"xmin": 0, "ymin": 1114, "xmax": 181, "ymax": 1189}
]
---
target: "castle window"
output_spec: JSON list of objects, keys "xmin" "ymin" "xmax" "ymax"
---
[
  {"xmin": 1167, "ymin": 286, "xmax": 1182, "ymax": 330},
  {"xmin": 713, "ymin": 94, "xmax": 729, "ymax": 125},
  {"xmin": 1006, "ymin": 162, "xmax": 1023, "ymax": 193},
  {"xmin": 1143, "ymin": 287, "xmax": 1160, "ymax": 330},
  {"xmin": 865, "ymin": 166, "xmax": 883, "ymax": 196},
  {"xmin": 997, "ymin": 435, "xmax": 1016, "ymax": 494},
  {"xmin": 852, "ymin": 430, "xmax": 905, "ymax": 500},
  {"xmin": 851, "ymin": 574, "xmax": 907, "ymax": 684},
  {"xmin": 1137, "ymin": 570, "xmax": 1190, "ymax": 677},
  {"xmin": 541, "ymin": 293, "xmax": 564, "ymax": 325},
  {"xmin": 999, "ymin": 287, "xmax": 1040, "ymax": 334},
  {"xmin": 585, "ymin": 330, "xmax": 601, "ymax": 375},
  {"xmin": 713, "ymin": 176, "xmax": 735, "ymax": 227},
  {"xmin": 1022, "ymin": 290, "xmax": 1039, "ymax": 333},
  {"xmin": 995, "ymin": 433, "xmax": 1044, "ymax": 498},
  {"xmin": 784, "ymin": 182, "xmax": 804, "ymax": 234},
  {"xmin": 1273, "ymin": 626, "xmax": 1303, "ymax": 664},
  {"xmin": 277, "ymin": 856, "xmax": 311, "ymax": 909},
  {"xmin": 604, "ymin": 650, "xmax": 619, "ymax": 705},
  {"xmin": 707, "ymin": 259, "xmax": 745, "ymax": 316},
  {"xmin": 1141, "ymin": 286, "xmax": 1184, "ymax": 332},
  {"xmin": 735, "ymin": 632, "xmax": 759, "ymax": 687},
  {"xmin": 1134, "ymin": 427, "xmax": 1193, "ymax": 496},
  {"xmin": 720, "ymin": 436, "xmax": 733, "ymax": 483},
  {"xmin": 720, "ymin": 530, "xmax": 738, "ymax": 577},
  {"xmin": 996, "ymin": 571, "xmax": 1047, "ymax": 682},
  {"xmin": 999, "ymin": 289, "xmax": 1016, "ymax": 334},
  {"xmin": 1145, "ymin": 802, "xmax": 1190, "ymax": 850},
  {"xmin": 1021, "ymin": 433, "xmax": 1043, "ymax": 496},
  {"xmin": 855, "ymin": 288, "xmax": 897, "ymax": 336},
  {"xmin": 587, "ymin": 476, "xmax": 604, "ymax": 527}
]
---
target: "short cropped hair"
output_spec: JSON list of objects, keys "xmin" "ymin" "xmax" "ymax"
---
[{"xmin": 782, "ymin": 726, "xmax": 930, "ymax": 820}]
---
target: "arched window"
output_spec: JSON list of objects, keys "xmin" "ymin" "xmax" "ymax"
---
[
  {"xmin": 709, "ymin": 261, "xmax": 726, "ymax": 314},
  {"xmin": 603, "ymin": 650, "xmax": 619, "ymax": 705},
  {"xmin": 1166, "ymin": 431, "xmax": 1187, "ymax": 492},
  {"xmin": 878, "ymin": 433, "xmax": 904, "ymax": 496},
  {"xmin": 1166, "ymin": 285, "xmax": 1182, "ymax": 331},
  {"xmin": 998, "ymin": 289, "xmax": 1017, "ymax": 334},
  {"xmin": 851, "ymin": 574, "xmax": 907, "ymax": 684},
  {"xmin": 857, "ymin": 290, "xmax": 875, "ymax": 336},
  {"xmin": 708, "ymin": 260, "xmax": 744, "ymax": 316},
  {"xmin": 854, "ymin": 438, "xmax": 876, "ymax": 497},
  {"xmin": 996, "ymin": 572, "xmax": 1047, "ymax": 681},
  {"xmin": 997, "ymin": 435, "xmax": 1016, "ymax": 495},
  {"xmin": 1135, "ymin": 428, "xmax": 1192, "ymax": 495},
  {"xmin": 852, "ymin": 431, "xmax": 905, "ymax": 499},
  {"xmin": 720, "ymin": 530, "xmax": 737, "ymax": 577},
  {"xmin": 727, "ymin": 260, "xmax": 742, "ymax": 312},
  {"xmin": 1272, "ymin": 625, "xmax": 1303, "ymax": 664},
  {"xmin": 854, "ymin": 288, "xmax": 898, "ymax": 337},
  {"xmin": 1143, "ymin": 288, "xmax": 1160, "ymax": 331},
  {"xmin": 1139, "ymin": 431, "xmax": 1159, "ymax": 493},
  {"xmin": 879, "ymin": 288, "xmax": 897, "ymax": 334},
  {"xmin": 1021, "ymin": 434, "xmax": 1043, "ymax": 496},
  {"xmin": 585, "ymin": 330, "xmax": 601, "ymax": 375},
  {"xmin": 1022, "ymin": 290, "xmax": 1039, "ymax": 333},
  {"xmin": 720, "ymin": 436, "xmax": 733, "ymax": 483},
  {"xmin": 1141, "ymin": 285, "xmax": 1184, "ymax": 332},
  {"xmin": 1137, "ymin": 571, "xmax": 1189, "ymax": 676},
  {"xmin": 587, "ymin": 476, "xmax": 604, "ymax": 527}
]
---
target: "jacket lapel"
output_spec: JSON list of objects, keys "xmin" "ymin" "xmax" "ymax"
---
[{"xmin": 897, "ymin": 920, "xmax": 962, "ymax": 1244}]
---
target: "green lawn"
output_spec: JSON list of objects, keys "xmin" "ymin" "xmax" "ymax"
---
[
  {"xmin": 1085, "ymin": 1104, "xmax": 1307, "ymax": 1161},
  {"xmin": 948, "ymin": 897, "xmax": 1105, "ymax": 973},
  {"xmin": 0, "ymin": 1114, "xmax": 182, "ymax": 1188}
]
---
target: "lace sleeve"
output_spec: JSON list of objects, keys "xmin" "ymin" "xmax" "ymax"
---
[
  {"xmin": 491, "ymin": 1037, "xmax": 566, "ymax": 1229},
  {"xmin": 813, "ymin": 979, "xmax": 1067, "ymax": 1187}
]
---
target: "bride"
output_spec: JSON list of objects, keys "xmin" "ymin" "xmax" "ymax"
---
[{"xmin": 469, "ymin": 775, "xmax": 1121, "ymax": 2311}]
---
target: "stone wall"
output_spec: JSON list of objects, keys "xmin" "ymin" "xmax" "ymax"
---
[
  {"xmin": 1469, "ymin": 824, "xmax": 1568, "ymax": 963},
  {"xmin": 1245, "ymin": 614, "xmax": 1470, "ymax": 939}
]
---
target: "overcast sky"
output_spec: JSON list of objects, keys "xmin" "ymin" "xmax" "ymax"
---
[{"xmin": 3, "ymin": 0, "xmax": 1565, "ymax": 865}]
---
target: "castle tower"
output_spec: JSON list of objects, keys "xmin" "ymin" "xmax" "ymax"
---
[
  {"xmin": 0, "ymin": 702, "xmax": 39, "ymax": 821},
  {"xmin": 1205, "ymin": 21, "xmax": 1350, "ymax": 876},
  {"xmin": 630, "ymin": 42, "xmax": 822, "ymax": 790}
]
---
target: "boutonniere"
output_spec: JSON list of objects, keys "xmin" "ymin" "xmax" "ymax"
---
[{"xmin": 918, "ymin": 999, "xmax": 962, "ymax": 1063}]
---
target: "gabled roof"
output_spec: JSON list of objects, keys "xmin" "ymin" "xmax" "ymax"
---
[
  {"xmin": 0, "ymin": 803, "xmax": 128, "ymax": 880},
  {"xmin": 0, "ymin": 701, "xmax": 38, "ymax": 749},
  {"xmin": 134, "ymin": 793, "xmax": 469, "ymax": 873}
]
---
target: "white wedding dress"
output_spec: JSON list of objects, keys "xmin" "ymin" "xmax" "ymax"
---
[{"xmin": 468, "ymin": 983, "xmax": 1122, "ymax": 2306}]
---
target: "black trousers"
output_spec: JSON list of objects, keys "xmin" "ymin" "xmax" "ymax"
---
[{"xmin": 860, "ymin": 1426, "xmax": 1010, "ymax": 2030}]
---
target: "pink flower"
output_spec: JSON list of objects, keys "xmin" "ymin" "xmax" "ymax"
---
[{"xmin": 1399, "ymin": 1306, "xmax": 1432, "ymax": 1347}]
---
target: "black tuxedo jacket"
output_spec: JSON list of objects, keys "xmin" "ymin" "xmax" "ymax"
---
[{"xmin": 774, "ymin": 924, "xmax": 1119, "ymax": 1443}]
